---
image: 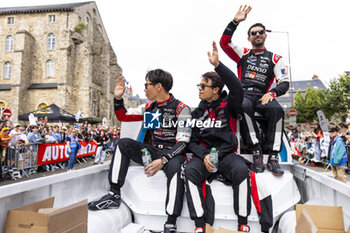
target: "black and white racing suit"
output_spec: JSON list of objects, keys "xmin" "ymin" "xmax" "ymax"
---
[
  {"xmin": 220, "ymin": 21, "xmax": 289, "ymax": 154},
  {"xmin": 109, "ymin": 94, "xmax": 191, "ymax": 224},
  {"xmin": 185, "ymin": 62, "xmax": 251, "ymax": 227}
]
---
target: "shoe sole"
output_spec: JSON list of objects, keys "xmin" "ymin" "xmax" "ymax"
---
[
  {"xmin": 267, "ymin": 167, "xmax": 284, "ymax": 176},
  {"xmin": 252, "ymin": 165, "xmax": 265, "ymax": 173},
  {"xmin": 88, "ymin": 205, "xmax": 120, "ymax": 211}
]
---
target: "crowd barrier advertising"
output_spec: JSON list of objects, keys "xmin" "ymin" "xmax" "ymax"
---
[{"xmin": 37, "ymin": 141, "xmax": 98, "ymax": 165}]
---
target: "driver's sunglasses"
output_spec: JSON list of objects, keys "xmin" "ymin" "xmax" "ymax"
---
[
  {"xmin": 250, "ymin": 29, "xmax": 265, "ymax": 36},
  {"xmin": 144, "ymin": 82, "xmax": 157, "ymax": 89},
  {"xmin": 197, "ymin": 84, "xmax": 217, "ymax": 90}
]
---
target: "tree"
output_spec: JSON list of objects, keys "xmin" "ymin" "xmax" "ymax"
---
[
  {"xmin": 321, "ymin": 73, "xmax": 350, "ymax": 121},
  {"xmin": 292, "ymin": 84, "xmax": 324, "ymax": 123},
  {"xmin": 293, "ymin": 89, "xmax": 306, "ymax": 123}
]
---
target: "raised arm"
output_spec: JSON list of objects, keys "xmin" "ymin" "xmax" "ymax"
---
[
  {"xmin": 208, "ymin": 41, "xmax": 243, "ymax": 112},
  {"xmin": 113, "ymin": 76, "xmax": 144, "ymax": 122},
  {"xmin": 220, "ymin": 5, "xmax": 252, "ymax": 64}
]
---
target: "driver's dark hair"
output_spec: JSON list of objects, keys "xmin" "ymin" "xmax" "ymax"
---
[
  {"xmin": 202, "ymin": 71, "xmax": 224, "ymax": 94},
  {"xmin": 145, "ymin": 69, "xmax": 173, "ymax": 92},
  {"xmin": 248, "ymin": 23, "xmax": 265, "ymax": 36}
]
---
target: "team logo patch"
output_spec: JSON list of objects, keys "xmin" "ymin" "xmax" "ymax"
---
[
  {"xmin": 143, "ymin": 110, "xmax": 161, "ymax": 129},
  {"xmin": 249, "ymin": 72, "xmax": 256, "ymax": 79},
  {"xmin": 273, "ymin": 54, "xmax": 281, "ymax": 63}
]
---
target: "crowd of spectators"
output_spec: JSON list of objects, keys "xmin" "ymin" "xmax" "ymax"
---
[
  {"xmin": 286, "ymin": 115, "xmax": 350, "ymax": 182},
  {"xmin": 0, "ymin": 118, "xmax": 121, "ymax": 181},
  {"xmin": 2, "ymin": 114, "xmax": 349, "ymax": 182}
]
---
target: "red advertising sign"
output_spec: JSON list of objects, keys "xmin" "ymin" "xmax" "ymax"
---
[
  {"xmin": 37, "ymin": 141, "xmax": 98, "ymax": 165},
  {"xmin": 2, "ymin": 108, "xmax": 12, "ymax": 119}
]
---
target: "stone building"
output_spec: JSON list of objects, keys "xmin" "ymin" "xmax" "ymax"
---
[{"xmin": 0, "ymin": 1, "xmax": 133, "ymax": 125}]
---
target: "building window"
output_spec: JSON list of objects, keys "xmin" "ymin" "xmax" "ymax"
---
[
  {"xmin": 45, "ymin": 60, "xmax": 54, "ymax": 78},
  {"xmin": 5, "ymin": 35, "xmax": 13, "ymax": 52},
  {"xmin": 92, "ymin": 101, "xmax": 96, "ymax": 116},
  {"xmin": 47, "ymin": 33, "xmax": 55, "ymax": 50},
  {"xmin": 49, "ymin": 15, "xmax": 55, "ymax": 22},
  {"xmin": 85, "ymin": 17, "xmax": 89, "ymax": 34},
  {"xmin": 3, "ymin": 62, "xmax": 12, "ymax": 79},
  {"xmin": 7, "ymin": 17, "xmax": 14, "ymax": 25},
  {"xmin": 37, "ymin": 103, "xmax": 48, "ymax": 110}
]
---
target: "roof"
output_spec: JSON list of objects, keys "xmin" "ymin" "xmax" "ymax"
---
[
  {"xmin": 128, "ymin": 94, "xmax": 148, "ymax": 105},
  {"xmin": 0, "ymin": 84, "xmax": 12, "ymax": 90},
  {"xmin": 0, "ymin": 2, "xmax": 94, "ymax": 15},
  {"xmin": 270, "ymin": 79, "xmax": 327, "ymax": 92},
  {"xmin": 28, "ymin": 83, "xmax": 57, "ymax": 89},
  {"xmin": 291, "ymin": 79, "xmax": 327, "ymax": 92}
]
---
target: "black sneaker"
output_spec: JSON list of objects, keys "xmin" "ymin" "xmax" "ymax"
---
[
  {"xmin": 88, "ymin": 192, "xmax": 121, "ymax": 211},
  {"xmin": 252, "ymin": 150, "xmax": 265, "ymax": 173},
  {"xmin": 164, "ymin": 223, "xmax": 177, "ymax": 233},
  {"xmin": 267, "ymin": 154, "xmax": 284, "ymax": 176}
]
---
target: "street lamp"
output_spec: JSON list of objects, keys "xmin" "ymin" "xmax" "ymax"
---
[{"xmin": 266, "ymin": 30, "xmax": 293, "ymax": 106}]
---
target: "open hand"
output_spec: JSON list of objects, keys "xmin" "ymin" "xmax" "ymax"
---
[
  {"xmin": 234, "ymin": 5, "xmax": 252, "ymax": 23},
  {"xmin": 259, "ymin": 93, "xmax": 274, "ymax": 105},
  {"xmin": 207, "ymin": 41, "xmax": 219, "ymax": 67},
  {"xmin": 114, "ymin": 76, "xmax": 126, "ymax": 100}
]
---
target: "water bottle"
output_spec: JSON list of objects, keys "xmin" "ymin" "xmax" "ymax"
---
[
  {"xmin": 210, "ymin": 147, "xmax": 218, "ymax": 173},
  {"xmin": 141, "ymin": 148, "xmax": 152, "ymax": 167}
]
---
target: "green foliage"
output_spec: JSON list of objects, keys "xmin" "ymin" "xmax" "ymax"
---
[
  {"xmin": 292, "ymin": 84, "xmax": 323, "ymax": 123},
  {"xmin": 74, "ymin": 21, "xmax": 87, "ymax": 33},
  {"xmin": 292, "ymin": 89, "xmax": 306, "ymax": 122},
  {"xmin": 292, "ymin": 73, "xmax": 350, "ymax": 123},
  {"xmin": 321, "ymin": 73, "xmax": 350, "ymax": 121}
]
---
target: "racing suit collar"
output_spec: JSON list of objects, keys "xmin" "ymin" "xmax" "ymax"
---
[
  {"xmin": 200, "ymin": 91, "xmax": 227, "ymax": 109},
  {"xmin": 252, "ymin": 48, "xmax": 266, "ymax": 55},
  {"xmin": 156, "ymin": 93, "xmax": 174, "ymax": 106},
  {"xmin": 204, "ymin": 95, "xmax": 224, "ymax": 109}
]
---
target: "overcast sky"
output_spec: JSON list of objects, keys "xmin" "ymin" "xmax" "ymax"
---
[{"xmin": 3, "ymin": 0, "xmax": 350, "ymax": 106}]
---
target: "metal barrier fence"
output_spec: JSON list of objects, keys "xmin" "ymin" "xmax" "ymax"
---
[
  {"xmin": 2, "ymin": 143, "xmax": 39, "ymax": 180},
  {"xmin": 1, "ymin": 141, "xmax": 102, "ymax": 181}
]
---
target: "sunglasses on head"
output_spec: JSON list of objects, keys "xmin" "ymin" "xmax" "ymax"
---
[
  {"xmin": 144, "ymin": 82, "xmax": 157, "ymax": 89},
  {"xmin": 250, "ymin": 29, "xmax": 265, "ymax": 36},
  {"xmin": 197, "ymin": 84, "xmax": 217, "ymax": 90}
]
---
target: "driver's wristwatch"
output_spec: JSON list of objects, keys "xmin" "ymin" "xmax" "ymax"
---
[{"xmin": 161, "ymin": 156, "xmax": 168, "ymax": 165}]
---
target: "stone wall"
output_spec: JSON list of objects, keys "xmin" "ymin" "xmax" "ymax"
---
[{"xmin": 0, "ymin": 2, "xmax": 135, "ymax": 125}]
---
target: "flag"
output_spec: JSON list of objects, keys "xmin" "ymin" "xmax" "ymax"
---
[{"xmin": 75, "ymin": 109, "xmax": 83, "ymax": 122}]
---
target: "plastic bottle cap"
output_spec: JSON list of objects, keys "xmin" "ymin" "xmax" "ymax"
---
[
  {"xmin": 211, "ymin": 147, "xmax": 217, "ymax": 152},
  {"xmin": 141, "ymin": 148, "xmax": 147, "ymax": 152}
]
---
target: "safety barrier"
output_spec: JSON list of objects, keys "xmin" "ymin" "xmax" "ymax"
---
[{"xmin": 1, "ymin": 140, "xmax": 99, "ymax": 181}]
